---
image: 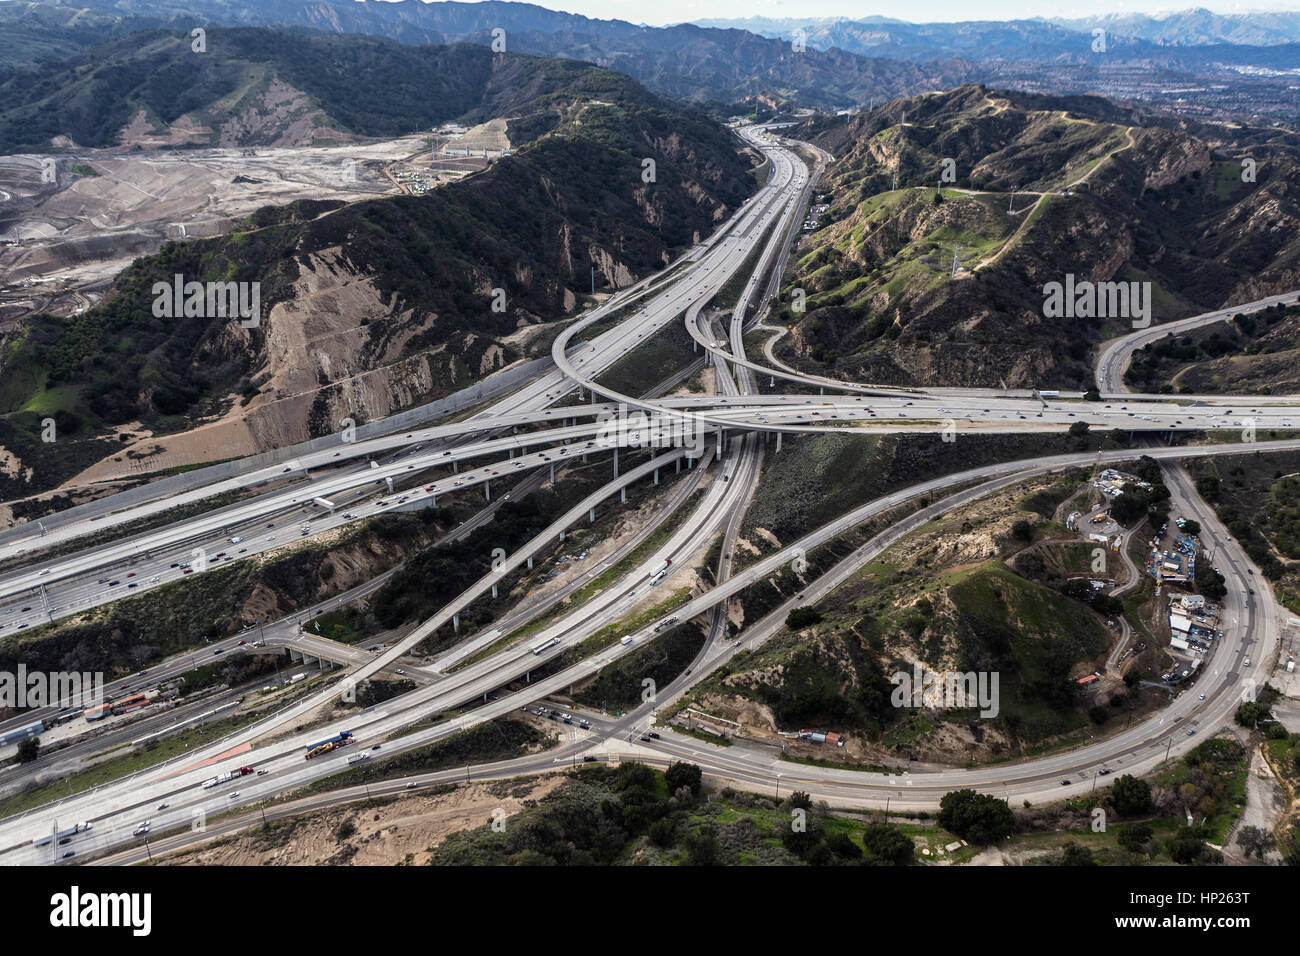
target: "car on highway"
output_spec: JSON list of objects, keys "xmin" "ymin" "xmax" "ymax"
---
[
  {"xmin": 133, "ymin": 822, "xmax": 151, "ymax": 836},
  {"xmin": 62, "ymin": 850, "xmax": 75, "ymax": 859},
  {"xmin": 1244, "ymin": 657, "xmax": 1251, "ymax": 666},
  {"xmin": 158, "ymin": 802, "xmax": 169, "ymax": 810},
  {"xmin": 406, "ymin": 781, "xmax": 418, "ymax": 789},
  {"xmin": 229, "ymin": 791, "xmax": 240, "ymax": 799}
]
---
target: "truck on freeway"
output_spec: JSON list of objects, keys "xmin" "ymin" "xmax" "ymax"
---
[
  {"xmin": 305, "ymin": 730, "xmax": 355, "ymax": 760},
  {"xmin": 32, "ymin": 821, "xmax": 92, "ymax": 847},
  {"xmin": 202, "ymin": 767, "xmax": 255, "ymax": 789},
  {"xmin": 531, "ymin": 638, "xmax": 560, "ymax": 656},
  {"xmin": 647, "ymin": 558, "xmax": 672, "ymax": 583}
]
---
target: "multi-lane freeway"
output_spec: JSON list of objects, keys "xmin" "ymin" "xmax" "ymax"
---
[{"xmin": 2, "ymin": 121, "xmax": 1298, "ymax": 864}]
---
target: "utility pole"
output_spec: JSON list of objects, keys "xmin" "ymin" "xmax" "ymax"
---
[{"xmin": 951, "ymin": 245, "xmax": 962, "ymax": 279}]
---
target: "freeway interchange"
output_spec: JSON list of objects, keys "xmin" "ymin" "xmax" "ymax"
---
[{"xmin": 1, "ymin": 123, "xmax": 1297, "ymax": 864}]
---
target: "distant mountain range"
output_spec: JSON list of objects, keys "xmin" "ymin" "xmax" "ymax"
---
[
  {"xmin": 5, "ymin": 2, "xmax": 1300, "ymax": 121},
  {"xmin": 697, "ymin": 9, "xmax": 1300, "ymax": 52},
  {"xmin": 1051, "ymin": 9, "xmax": 1300, "ymax": 46},
  {"xmin": 1, "ymin": 0, "xmax": 957, "ymax": 110}
]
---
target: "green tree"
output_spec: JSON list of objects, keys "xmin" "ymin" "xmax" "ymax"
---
[
  {"xmin": 1234, "ymin": 701, "xmax": 1273, "ymax": 728},
  {"xmin": 683, "ymin": 826, "xmax": 718, "ymax": 866},
  {"xmin": 937, "ymin": 789, "xmax": 1015, "ymax": 845},
  {"xmin": 1117, "ymin": 822, "xmax": 1153, "ymax": 854},
  {"xmin": 1109, "ymin": 775, "xmax": 1152, "ymax": 816},
  {"xmin": 1195, "ymin": 561, "xmax": 1227, "ymax": 600},
  {"xmin": 1060, "ymin": 841, "xmax": 1096, "ymax": 865},
  {"xmin": 665, "ymin": 761, "xmax": 702, "ymax": 798},
  {"xmin": 1167, "ymin": 826, "xmax": 1217, "ymax": 865},
  {"xmin": 861, "ymin": 823, "xmax": 915, "ymax": 865},
  {"xmin": 786, "ymin": 607, "xmax": 823, "ymax": 629}
]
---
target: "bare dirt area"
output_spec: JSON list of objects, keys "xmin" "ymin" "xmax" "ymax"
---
[
  {"xmin": 154, "ymin": 776, "xmax": 562, "ymax": 866},
  {"xmin": 0, "ymin": 138, "xmax": 423, "ymax": 325}
]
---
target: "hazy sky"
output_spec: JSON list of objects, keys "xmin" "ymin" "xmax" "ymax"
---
[{"xmin": 499, "ymin": 1, "xmax": 1300, "ymax": 27}]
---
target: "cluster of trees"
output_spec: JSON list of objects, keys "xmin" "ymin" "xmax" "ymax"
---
[
  {"xmin": 938, "ymin": 789, "xmax": 1015, "ymax": 844},
  {"xmin": 1234, "ymin": 697, "xmax": 1288, "ymax": 738},
  {"xmin": 1194, "ymin": 561, "xmax": 1227, "ymax": 600},
  {"xmin": 786, "ymin": 606, "xmax": 824, "ymax": 629},
  {"xmin": 430, "ymin": 763, "xmax": 917, "ymax": 865}
]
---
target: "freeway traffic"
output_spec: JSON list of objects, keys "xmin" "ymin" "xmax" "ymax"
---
[{"xmin": 2, "ymin": 121, "xmax": 1297, "ymax": 865}]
